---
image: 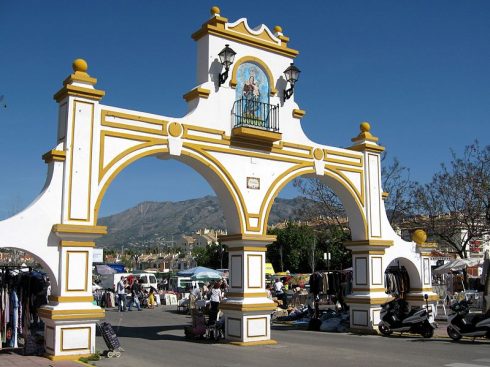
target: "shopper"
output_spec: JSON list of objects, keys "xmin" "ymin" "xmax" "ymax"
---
[
  {"xmin": 148, "ymin": 287, "xmax": 157, "ymax": 309},
  {"xmin": 128, "ymin": 279, "xmax": 142, "ymax": 311},
  {"xmin": 116, "ymin": 277, "xmax": 127, "ymax": 312},
  {"xmin": 209, "ymin": 280, "xmax": 222, "ymax": 324},
  {"xmin": 274, "ymin": 278, "xmax": 286, "ymax": 308}
]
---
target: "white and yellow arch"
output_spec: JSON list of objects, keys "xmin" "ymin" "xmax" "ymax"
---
[{"xmin": 0, "ymin": 6, "xmax": 437, "ymax": 358}]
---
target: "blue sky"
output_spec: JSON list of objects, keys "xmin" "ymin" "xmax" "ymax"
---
[{"xmin": 1, "ymin": 1, "xmax": 489, "ymax": 219}]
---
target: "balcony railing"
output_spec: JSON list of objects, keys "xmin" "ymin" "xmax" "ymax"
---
[{"xmin": 232, "ymin": 98, "xmax": 279, "ymax": 132}]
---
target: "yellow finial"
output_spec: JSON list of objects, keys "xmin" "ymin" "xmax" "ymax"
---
[
  {"xmin": 274, "ymin": 25, "xmax": 283, "ymax": 33},
  {"xmin": 211, "ymin": 6, "xmax": 220, "ymax": 16},
  {"xmin": 412, "ymin": 229, "xmax": 427, "ymax": 245},
  {"xmin": 360, "ymin": 121, "xmax": 371, "ymax": 133},
  {"xmin": 72, "ymin": 58, "xmax": 88, "ymax": 73}
]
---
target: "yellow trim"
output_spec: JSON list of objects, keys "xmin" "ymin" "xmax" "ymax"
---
[
  {"xmin": 61, "ymin": 326, "xmax": 91, "ymax": 352},
  {"xmin": 232, "ymin": 126, "xmax": 282, "ymax": 143},
  {"xmin": 325, "ymin": 164, "xmax": 365, "ymax": 205},
  {"xmin": 382, "ymin": 191, "xmax": 389, "ymax": 200},
  {"xmin": 99, "ymin": 130, "xmax": 167, "ymax": 183},
  {"xmin": 324, "ymin": 148, "xmax": 363, "ymax": 167},
  {"xmin": 192, "ymin": 18, "xmax": 298, "ymax": 58},
  {"xmin": 352, "ymin": 250, "xmax": 385, "ymax": 255},
  {"xmin": 220, "ymin": 302, "xmax": 277, "ymax": 312},
  {"xmin": 313, "ymin": 148, "xmax": 324, "ymax": 160},
  {"xmin": 348, "ymin": 143, "xmax": 385, "ymax": 153},
  {"xmin": 292, "ymin": 109, "xmax": 306, "ymax": 119},
  {"xmin": 219, "ymin": 234, "xmax": 276, "ymax": 244},
  {"xmin": 344, "ymin": 240, "xmax": 393, "ymax": 248},
  {"xmin": 52, "ymin": 224, "xmax": 107, "ymax": 235},
  {"xmin": 227, "ymin": 292, "xmax": 268, "ymax": 298},
  {"xmin": 68, "ymin": 100, "xmax": 94, "ymax": 222},
  {"xmin": 227, "ymin": 246, "xmax": 268, "ymax": 252},
  {"xmin": 229, "ymin": 340, "xmax": 278, "ymax": 346},
  {"xmin": 230, "ymin": 254, "xmax": 244, "ymax": 289},
  {"xmin": 101, "ymin": 110, "xmax": 168, "ymax": 136},
  {"xmin": 42, "ymin": 149, "xmax": 66, "ymax": 163},
  {"xmin": 63, "ymin": 71, "xmax": 97, "ymax": 86},
  {"xmin": 65, "ymin": 251, "xmax": 89, "ymax": 292},
  {"xmin": 49, "ymin": 295, "xmax": 94, "ymax": 302},
  {"xmin": 183, "ymin": 87, "xmax": 211, "ymax": 102},
  {"xmin": 182, "ymin": 124, "xmax": 227, "ymax": 145},
  {"xmin": 345, "ymin": 296, "xmax": 393, "ymax": 305},
  {"xmin": 229, "ymin": 56, "xmax": 278, "ymax": 96},
  {"xmin": 54, "ymin": 84, "xmax": 105, "ymax": 102},
  {"xmin": 410, "ymin": 287, "xmax": 434, "ymax": 292},
  {"xmin": 59, "ymin": 241, "xmax": 96, "ymax": 248},
  {"xmin": 168, "ymin": 122, "xmax": 183, "ymax": 138},
  {"xmin": 38, "ymin": 308, "xmax": 105, "ymax": 320},
  {"xmin": 45, "ymin": 353, "xmax": 93, "ymax": 361}
]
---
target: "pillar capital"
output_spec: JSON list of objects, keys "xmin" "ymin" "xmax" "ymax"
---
[
  {"xmin": 348, "ymin": 122, "xmax": 385, "ymax": 153},
  {"xmin": 54, "ymin": 59, "xmax": 105, "ymax": 102},
  {"xmin": 218, "ymin": 233, "xmax": 276, "ymax": 247}
]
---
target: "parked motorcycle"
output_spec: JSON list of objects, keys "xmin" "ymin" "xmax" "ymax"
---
[
  {"xmin": 378, "ymin": 294, "xmax": 436, "ymax": 338},
  {"xmin": 446, "ymin": 300, "xmax": 490, "ymax": 341}
]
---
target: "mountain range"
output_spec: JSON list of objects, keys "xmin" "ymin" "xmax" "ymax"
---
[{"xmin": 95, "ymin": 195, "xmax": 316, "ymax": 248}]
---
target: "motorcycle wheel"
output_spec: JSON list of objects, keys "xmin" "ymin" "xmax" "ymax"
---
[
  {"xmin": 447, "ymin": 325, "xmax": 462, "ymax": 341},
  {"xmin": 378, "ymin": 322, "xmax": 392, "ymax": 336},
  {"xmin": 421, "ymin": 323, "xmax": 434, "ymax": 338}
]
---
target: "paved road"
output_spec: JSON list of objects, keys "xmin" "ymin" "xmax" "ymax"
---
[{"xmin": 94, "ymin": 306, "xmax": 489, "ymax": 367}]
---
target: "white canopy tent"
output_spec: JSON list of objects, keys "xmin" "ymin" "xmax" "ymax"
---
[{"xmin": 433, "ymin": 258, "xmax": 481, "ymax": 274}]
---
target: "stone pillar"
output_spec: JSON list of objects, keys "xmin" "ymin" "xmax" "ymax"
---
[
  {"xmin": 344, "ymin": 240, "xmax": 393, "ymax": 332},
  {"xmin": 219, "ymin": 234, "xmax": 277, "ymax": 345},
  {"xmin": 39, "ymin": 225, "xmax": 106, "ymax": 360}
]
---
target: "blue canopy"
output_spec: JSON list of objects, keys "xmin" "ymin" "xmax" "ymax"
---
[{"xmin": 176, "ymin": 266, "xmax": 223, "ymax": 281}]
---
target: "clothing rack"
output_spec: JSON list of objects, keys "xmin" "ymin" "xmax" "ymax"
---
[{"xmin": 385, "ymin": 266, "xmax": 410, "ymax": 297}]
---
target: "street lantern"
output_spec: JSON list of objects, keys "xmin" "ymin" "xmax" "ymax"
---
[
  {"xmin": 283, "ymin": 63, "xmax": 301, "ymax": 101},
  {"xmin": 218, "ymin": 44, "xmax": 236, "ymax": 86}
]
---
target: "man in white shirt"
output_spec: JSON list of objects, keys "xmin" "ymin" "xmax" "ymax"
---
[
  {"xmin": 117, "ymin": 277, "xmax": 127, "ymax": 312},
  {"xmin": 274, "ymin": 278, "xmax": 286, "ymax": 307}
]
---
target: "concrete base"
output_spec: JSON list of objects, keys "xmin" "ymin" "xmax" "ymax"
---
[{"xmin": 228, "ymin": 339, "xmax": 278, "ymax": 346}]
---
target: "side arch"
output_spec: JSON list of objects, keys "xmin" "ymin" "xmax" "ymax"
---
[
  {"xmin": 229, "ymin": 56, "xmax": 278, "ymax": 96},
  {"xmin": 94, "ymin": 146, "xmax": 245, "ymax": 234},
  {"xmin": 384, "ymin": 256, "xmax": 422, "ymax": 291},
  {"xmin": 260, "ymin": 165, "xmax": 368, "ymax": 240}
]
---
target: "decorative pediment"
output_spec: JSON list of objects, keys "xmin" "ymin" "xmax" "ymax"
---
[{"xmin": 226, "ymin": 18, "xmax": 280, "ymax": 46}]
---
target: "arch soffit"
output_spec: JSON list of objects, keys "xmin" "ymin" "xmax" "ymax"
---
[
  {"xmin": 229, "ymin": 56, "xmax": 278, "ymax": 96},
  {"xmin": 93, "ymin": 146, "xmax": 245, "ymax": 233},
  {"xmin": 385, "ymin": 256, "xmax": 422, "ymax": 289},
  {"xmin": 260, "ymin": 165, "xmax": 368, "ymax": 239}
]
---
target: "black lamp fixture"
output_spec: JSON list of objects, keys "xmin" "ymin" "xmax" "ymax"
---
[
  {"xmin": 283, "ymin": 63, "xmax": 301, "ymax": 101},
  {"xmin": 218, "ymin": 44, "xmax": 237, "ymax": 86}
]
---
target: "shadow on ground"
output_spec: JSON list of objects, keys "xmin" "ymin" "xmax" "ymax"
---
[{"xmin": 97, "ymin": 324, "xmax": 187, "ymax": 341}]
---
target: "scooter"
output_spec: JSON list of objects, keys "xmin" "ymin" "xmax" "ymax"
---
[
  {"xmin": 378, "ymin": 294, "xmax": 436, "ymax": 338},
  {"xmin": 446, "ymin": 300, "xmax": 490, "ymax": 341}
]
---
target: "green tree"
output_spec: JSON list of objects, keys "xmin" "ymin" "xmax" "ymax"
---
[{"xmin": 192, "ymin": 243, "xmax": 228, "ymax": 269}]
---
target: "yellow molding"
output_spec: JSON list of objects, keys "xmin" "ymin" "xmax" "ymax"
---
[
  {"xmin": 63, "ymin": 71, "xmax": 97, "ymax": 86},
  {"xmin": 38, "ymin": 308, "xmax": 105, "ymax": 320},
  {"xmin": 52, "ymin": 224, "xmax": 107, "ymax": 235},
  {"xmin": 65, "ymin": 250, "xmax": 89, "ymax": 292},
  {"xmin": 352, "ymin": 250, "xmax": 385, "ymax": 255},
  {"xmin": 292, "ymin": 109, "xmax": 306, "ymax": 119},
  {"xmin": 229, "ymin": 56, "xmax": 278, "ymax": 96},
  {"xmin": 232, "ymin": 126, "xmax": 282, "ymax": 143},
  {"xmin": 406, "ymin": 294, "xmax": 439, "ymax": 302},
  {"xmin": 410, "ymin": 288, "xmax": 434, "ymax": 292},
  {"xmin": 344, "ymin": 239, "xmax": 393, "ymax": 248},
  {"xmin": 219, "ymin": 234, "xmax": 277, "ymax": 243},
  {"xmin": 54, "ymin": 84, "xmax": 105, "ymax": 102},
  {"xmin": 227, "ymin": 246, "xmax": 268, "ymax": 252},
  {"xmin": 168, "ymin": 122, "xmax": 183, "ymax": 138},
  {"xmin": 351, "ymin": 131, "xmax": 379, "ymax": 143},
  {"xmin": 48, "ymin": 295, "xmax": 94, "ymax": 302},
  {"xmin": 61, "ymin": 326, "xmax": 91, "ymax": 352},
  {"xmin": 45, "ymin": 353, "xmax": 93, "ymax": 361},
  {"xmin": 59, "ymin": 241, "xmax": 96, "ymax": 248},
  {"xmin": 42, "ymin": 149, "xmax": 66, "ymax": 163},
  {"xmin": 229, "ymin": 339, "xmax": 278, "ymax": 346},
  {"xmin": 101, "ymin": 109, "xmax": 168, "ymax": 136},
  {"xmin": 345, "ymin": 296, "xmax": 393, "ymax": 305},
  {"xmin": 227, "ymin": 292, "xmax": 268, "ymax": 298},
  {"xmin": 182, "ymin": 87, "xmax": 211, "ymax": 102},
  {"xmin": 382, "ymin": 191, "xmax": 389, "ymax": 200},
  {"xmin": 192, "ymin": 18, "xmax": 298, "ymax": 58},
  {"xmin": 348, "ymin": 143, "xmax": 385, "ymax": 153},
  {"xmin": 313, "ymin": 148, "xmax": 324, "ymax": 160},
  {"xmin": 220, "ymin": 303, "xmax": 277, "ymax": 312}
]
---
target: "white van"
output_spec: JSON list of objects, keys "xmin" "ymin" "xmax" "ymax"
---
[
  {"xmin": 135, "ymin": 273, "xmax": 158, "ymax": 291},
  {"xmin": 99, "ymin": 272, "xmax": 133, "ymax": 290}
]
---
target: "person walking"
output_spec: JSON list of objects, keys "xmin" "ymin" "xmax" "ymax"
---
[
  {"xmin": 148, "ymin": 287, "xmax": 157, "ymax": 309},
  {"xmin": 274, "ymin": 278, "xmax": 286, "ymax": 308},
  {"xmin": 209, "ymin": 280, "xmax": 222, "ymax": 324},
  {"xmin": 117, "ymin": 277, "xmax": 127, "ymax": 312},
  {"xmin": 128, "ymin": 278, "xmax": 142, "ymax": 311}
]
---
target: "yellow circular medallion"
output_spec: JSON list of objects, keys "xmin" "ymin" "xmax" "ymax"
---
[
  {"xmin": 168, "ymin": 122, "xmax": 183, "ymax": 138},
  {"xmin": 313, "ymin": 148, "xmax": 324, "ymax": 160}
]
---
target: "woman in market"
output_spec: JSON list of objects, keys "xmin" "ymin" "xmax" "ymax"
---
[{"xmin": 209, "ymin": 280, "xmax": 222, "ymax": 324}]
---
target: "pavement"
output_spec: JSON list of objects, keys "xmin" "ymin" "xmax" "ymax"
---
[{"xmin": 0, "ymin": 306, "xmax": 484, "ymax": 367}]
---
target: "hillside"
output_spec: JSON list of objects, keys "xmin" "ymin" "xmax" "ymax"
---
[{"xmin": 95, "ymin": 196, "xmax": 317, "ymax": 248}]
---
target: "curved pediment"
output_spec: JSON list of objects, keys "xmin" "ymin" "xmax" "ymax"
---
[{"xmin": 226, "ymin": 18, "xmax": 280, "ymax": 46}]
